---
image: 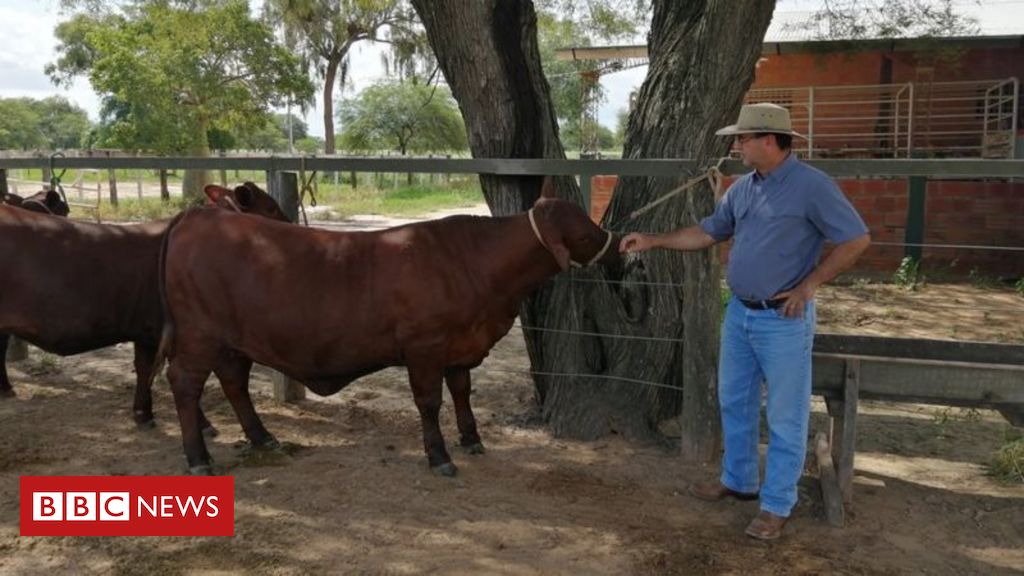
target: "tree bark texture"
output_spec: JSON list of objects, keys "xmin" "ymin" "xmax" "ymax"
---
[{"xmin": 412, "ymin": 0, "xmax": 775, "ymax": 460}]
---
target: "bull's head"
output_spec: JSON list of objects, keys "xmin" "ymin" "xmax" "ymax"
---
[
  {"xmin": 4, "ymin": 189, "xmax": 70, "ymax": 217},
  {"xmin": 529, "ymin": 177, "xmax": 620, "ymax": 271},
  {"xmin": 204, "ymin": 182, "xmax": 291, "ymax": 223}
]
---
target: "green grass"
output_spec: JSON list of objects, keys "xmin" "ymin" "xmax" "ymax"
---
[
  {"xmin": 93, "ymin": 196, "xmax": 194, "ymax": 222},
  {"xmin": 312, "ymin": 176, "xmax": 484, "ymax": 218},
  {"xmin": 990, "ymin": 437, "xmax": 1024, "ymax": 484},
  {"xmin": 58, "ymin": 174, "xmax": 485, "ymax": 223}
]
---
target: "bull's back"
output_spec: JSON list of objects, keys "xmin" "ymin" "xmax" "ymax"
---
[
  {"xmin": 164, "ymin": 211, "xmax": 506, "ymax": 378},
  {"xmin": 0, "ymin": 208, "xmax": 166, "ymax": 353}
]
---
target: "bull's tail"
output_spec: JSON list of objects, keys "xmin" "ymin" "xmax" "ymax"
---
[{"xmin": 145, "ymin": 209, "xmax": 190, "ymax": 392}]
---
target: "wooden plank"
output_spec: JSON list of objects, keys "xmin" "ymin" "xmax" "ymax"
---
[
  {"xmin": 815, "ymin": 432, "xmax": 845, "ymax": 527},
  {"xmin": 813, "ymin": 355, "xmax": 1024, "ymax": 406},
  {"xmin": 815, "ymin": 334, "xmax": 1024, "ymax": 366},
  {"xmin": 0, "ymin": 156, "xmax": 1021, "ymax": 180}
]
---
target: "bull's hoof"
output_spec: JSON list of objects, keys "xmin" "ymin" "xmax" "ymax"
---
[
  {"xmin": 188, "ymin": 465, "xmax": 215, "ymax": 476},
  {"xmin": 135, "ymin": 419, "xmax": 157, "ymax": 430},
  {"xmin": 0, "ymin": 388, "xmax": 15, "ymax": 399},
  {"xmin": 252, "ymin": 437, "xmax": 281, "ymax": 451},
  {"xmin": 431, "ymin": 462, "xmax": 458, "ymax": 477},
  {"xmin": 461, "ymin": 442, "xmax": 486, "ymax": 455},
  {"xmin": 237, "ymin": 438, "xmax": 290, "ymax": 468},
  {"xmin": 202, "ymin": 425, "xmax": 219, "ymax": 438}
]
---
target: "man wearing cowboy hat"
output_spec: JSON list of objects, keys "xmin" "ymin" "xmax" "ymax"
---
[{"xmin": 620, "ymin": 102, "xmax": 870, "ymax": 540}]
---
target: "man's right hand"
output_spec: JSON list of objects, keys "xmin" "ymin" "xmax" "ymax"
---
[{"xmin": 619, "ymin": 232, "xmax": 656, "ymax": 253}]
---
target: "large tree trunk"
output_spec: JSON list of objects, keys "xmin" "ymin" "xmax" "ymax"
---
[
  {"xmin": 607, "ymin": 1, "xmax": 776, "ymax": 460},
  {"xmin": 323, "ymin": 52, "xmax": 341, "ymax": 155},
  {"xmin": 412, "ymin": 0, "xmax": 774, "ymax": 460},
  {"xmin": 182, "ymin": 117, "xmax": 212, "ymax": 203}
]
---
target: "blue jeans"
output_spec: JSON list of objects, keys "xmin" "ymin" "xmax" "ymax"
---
[{"xmin": 718, "ymin": 294, "xmax": 816, "ymax": 518}]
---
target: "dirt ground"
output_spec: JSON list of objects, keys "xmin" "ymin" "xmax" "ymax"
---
[{"xmin": 1, "ymin": 228, "xmax": 1023, "ymax": 574}]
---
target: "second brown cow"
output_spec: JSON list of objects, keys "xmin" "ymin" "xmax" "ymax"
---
[{"xmin": 153, "ymin": 177, "xmax": 620, "ymax": 475}]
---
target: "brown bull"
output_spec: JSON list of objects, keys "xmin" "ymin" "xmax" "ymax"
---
[
  {"xmin": 0, "ymin": 183, "xmax": 289, "ymax": 433},
  {"xmin": 152, "ymin": 177, "xmax": 620, "ymax": 476}
]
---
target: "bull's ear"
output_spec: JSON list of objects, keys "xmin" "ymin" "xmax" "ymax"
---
[
  {"xmin": 203, "ymin": 184, "xmax": 232, "ymax": 205},
  {"xmin": 550, "ymin": 243, "xmax": 571, "ymax": 271},
  {"xmin": 233, "ymin": 184, "xmax": 254, "ymax": 208},
  {"xmin": 45, "ymin": 189, "xmax": 61, "ymax": 204},
  {"xmin": 540, "ymin": 176, "xmax": 557, "ymax": 199}
]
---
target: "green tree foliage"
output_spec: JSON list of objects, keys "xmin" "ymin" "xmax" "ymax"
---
[
  {"xmin": 534, "ymin": 1, "xmax": 648, "ymax": 150},
  {"xmin": 791, "ymin": 0, "xmax": 979, "ymax": 39},
  {"xmin": 48, "ymin": 0, "xmax": 313, "ymax": 197},
  {"xmin": 0, "ymin": 100, "xmax": 44, "ymax": 151},
  {"xmin": 0, "ymin": 96, "xmax": 91, "ymax": 150},
  {"xmin": 337, "ymin": 81, "xmax": 466, "ymax": 154},
  {"xmin": 262, "ymin": 0, "xmax": 418, "ymax": 155},
  {"xmin": 233, "ymin": 113, "xmax": 309, "ymax": 152}
]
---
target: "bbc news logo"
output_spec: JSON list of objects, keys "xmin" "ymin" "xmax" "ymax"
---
[{"xmin": 20, "ymin": 476, "xmax": 233, "ymax": 536}]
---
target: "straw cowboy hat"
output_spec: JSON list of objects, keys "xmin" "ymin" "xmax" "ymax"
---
[{"xmin": 715, "ymin": 102, "xmax": 805, "ymax": 138}]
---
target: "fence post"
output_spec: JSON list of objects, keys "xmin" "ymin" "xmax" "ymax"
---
[
  {"xmin": 218, "ymin": 151, "xmax": 228, "ymax": 187},
  {"xmin": 6, "ymin": 337, "xmax": 28, "ymax": 362},
  {"xmin": 159, "ymin": 170, "xmax": 170, "ymax": 201},
  {"xmin": 2, "ymin": 169, "xmax": 28, "ymax": 362},
  {"xmin": 579, "ymin": 170, "xmax": 592, "ymax": 216},
  {"xmin": 266, "ymin": 169, "xmax": 306, "ymax": 403},
  {"xmin": 106, "ymin": 152, "xmax": 118, "ymax": 207},
  {"xmin": 905, "ymin": 176, "xmax": 927, "ymax": 261},
  {"xmin": 136, "ymin": 173, "xmax": 144, "ymax": 200}
]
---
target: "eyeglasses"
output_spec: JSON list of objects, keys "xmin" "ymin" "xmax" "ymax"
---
[{"xmin": 735, "ymin": 133, "xmax": 766, "ymax": 144}]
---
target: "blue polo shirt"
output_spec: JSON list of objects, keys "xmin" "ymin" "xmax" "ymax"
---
[{"xmin": 700, "ymin": 154, "xmax": 868, "ymax": 301}]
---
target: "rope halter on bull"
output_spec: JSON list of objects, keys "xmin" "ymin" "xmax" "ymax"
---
[
  {"xmin": 297, "ymin": 154, "xmax": 319, "ymax": 227},
  {"xmin": 47, "ymin": 151, "xmax": 69, "ymax": 206},
  {"xmin": 625, "ymin": 157, "xmax": 726, "ymax": 222},
  {"xmin": 528, "ymin": 207, "xmax": 615, "ymax": 268}
]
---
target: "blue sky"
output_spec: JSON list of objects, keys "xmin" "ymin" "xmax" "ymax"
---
[{"xmin": 1, "ymin": 0, "xmax": 1022, "ymax": 139}]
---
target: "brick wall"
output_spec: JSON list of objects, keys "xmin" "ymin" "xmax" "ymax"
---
[{"xmin": 586, "ymin": 175, "xmax": 1024, "ymax": 278}]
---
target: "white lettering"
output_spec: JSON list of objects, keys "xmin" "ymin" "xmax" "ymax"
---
[
  {"xmin": 176, "ymin": 496, "xmax": 204, "ymax": 517},
  {"xmin": 160, "ymin": 495, "xmax": 175, "ymax": 517},
  {"xmin": 205, "ymin": 496, "xmax": 219, "ymax": 518},
  {"xmin": 137, "ymin": 496, "xmax": 158, "ymax": 517}
]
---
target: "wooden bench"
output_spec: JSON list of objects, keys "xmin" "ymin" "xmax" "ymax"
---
[{"xmin": 811, "ymin": 334, "xmax": 1024, "ymax": 526}]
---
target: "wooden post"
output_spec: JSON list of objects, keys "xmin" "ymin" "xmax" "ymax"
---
[
  {"xmin": 838, "ymin": 359, "xmax": 859, "ymax": 503},
  {"xmin": 106, "ymin": 152, "xmax": 118, "ymax": 207},
  {"xmin": 266, "ymin": 170, "xmax": 305, "ymax": 403},
  {"xmin": 815, "ymin": 432, "xmax": 845, "ymax": 527},
  {"xmin": 136, "ymin": 174, "xmax": 144, "ymax": 200},
  {"xmin": 6, "ymin": 337, "xmax": 28, "ymax": 362},
  {"xmin": 1, "ymin": 169, "xmax": 23, "ymax": 362},
  {"xmin": 159, "ymin": 170, "xmax": 170, "ymax": 201},
  {"xmin": 218, "ymin": 151, "xmax": 227, "ymax": 187},
  {"xmin": 905, "ymin": 176, "xmax": 926, "ymax": 261},
  {"xmin": 826, "ymin": 359, "xmax": 860, "ymax": 506}
]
